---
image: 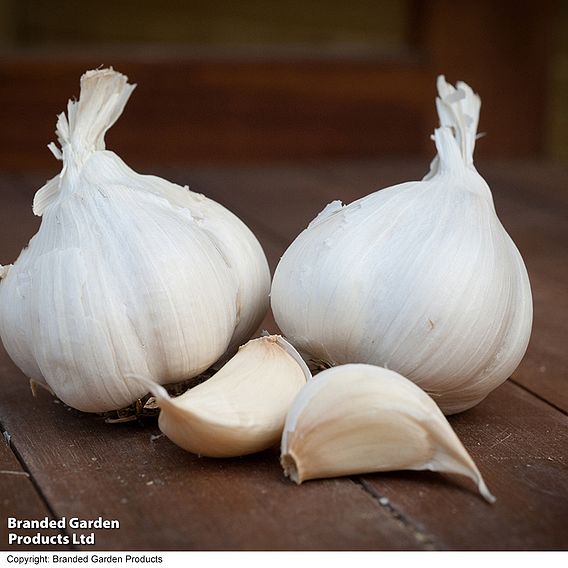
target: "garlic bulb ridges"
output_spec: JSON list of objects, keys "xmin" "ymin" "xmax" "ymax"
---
[
  {"xmin": 271, "ymin": 75, "xmax": 532, "ymax": 415},
  {"xmin": 281, "ymin": 364, "xmax": 495, "ymax": 503},
  {"xmin": 138, "ymin": 335, "xmax": 311, "ymax": 458},
  {"xmin": 0, "ymin": 68, "xmax": 270, "ymax": 413}
]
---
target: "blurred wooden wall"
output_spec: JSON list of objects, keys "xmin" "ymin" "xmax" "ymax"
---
[{"xmin": 0, "ymin": 0, "xmax": 555, "ymax": 172}]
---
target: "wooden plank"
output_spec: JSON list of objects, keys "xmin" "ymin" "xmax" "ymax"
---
[
  {"xmin": 0, "ymin": 426, "xmax": 70, "ymax": 551},
  {"xmin": 0, "ymin": 161, "xmax": 566, "ymax": 550},
  {"xmin": 359, "ymin": 381, "xmax": 568, "ymax": 550},
  {"xmin": 0, "ymin": 335, "xmax": 420, "ymax": 551},
  {"xmin": 510, "ymin": 273, "xmax": 568, "ymax": 413}
]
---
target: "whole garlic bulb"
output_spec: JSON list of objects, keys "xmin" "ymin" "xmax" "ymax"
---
[
  {"xmin": 0, "ymin": 68, "xmax": 270, "ymax": 413},
  {"xmin": 271, "ymin": 76, "xmax": 532, "ymax": 414}
]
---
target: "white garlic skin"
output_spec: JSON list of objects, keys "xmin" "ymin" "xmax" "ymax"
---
[
  {"xmin": 271, "ymin": 79, "xmax": 532, "ymax": 415},
  {"xmin": 0, "ymin": 69, "xmax": 270, "ymax": 413}
]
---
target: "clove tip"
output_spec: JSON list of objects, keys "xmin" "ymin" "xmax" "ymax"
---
[{"xmin": 478, "ymin": 478, "xmax": 497, "ymax": 505}]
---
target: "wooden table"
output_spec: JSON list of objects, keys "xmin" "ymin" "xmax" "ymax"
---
[{"xmin": 0, "ymin": 159, "xmax": 567, "ymax": 550}]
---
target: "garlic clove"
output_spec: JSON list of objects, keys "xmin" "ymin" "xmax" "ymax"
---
[
  {"xmin": 281, "ymin": 364, "xmax": 495, "ymax": 503},
  {"xmin": 138, "ymin": 335, "xmax": 311, "ymax": 458}
]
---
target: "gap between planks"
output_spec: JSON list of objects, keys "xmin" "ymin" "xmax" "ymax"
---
[
  {"xmin": 353, "ymin": 477, "xmax": 438, "ymax": 551},
  {"xmin": 0, "ymin": 419, "xmax": 76, "ymax": 550},
  {"xmin": 509, "ymin": 379, "xmax": 567, "ymax": 417}
]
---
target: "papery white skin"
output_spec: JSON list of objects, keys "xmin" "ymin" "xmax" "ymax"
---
[
  {"xmin": 137, "ymin": 335, "xmax": 311, "ymax": 458},
  {"xmin": 271, "ymin": 76, "xmax": 532, "ymax": 414},
  {"xmin": 281, "ymin": 363, "xmax": 495, "ymax": 503},
  {"xmin": 0, "ymin": 68, "xmax": 270, "ymax": 413}
]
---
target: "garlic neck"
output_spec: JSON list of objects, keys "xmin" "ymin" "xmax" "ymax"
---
[
  {"xmin": 34, "ymin": 69, "xmax": 136, "ymax": 216},
  {"xmin": 60, "ymin": 144, "xmax": 95, "ymax": 173}
]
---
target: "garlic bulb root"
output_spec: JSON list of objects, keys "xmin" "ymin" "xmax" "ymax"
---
[
  {"xmin": 137, "ymin": 335, "xmax": 311, "ymax": 458},
  {"xmin": 281, "ymin": 363, "xmax": 495, "ymax": 503},
  {"xmin": 0, "ymin": 68, "xmax": 270, "ymax": 413}
]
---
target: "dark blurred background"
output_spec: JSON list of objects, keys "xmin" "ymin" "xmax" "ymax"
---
[{"xmin": 0, "ymin": 0, "xmax": 565, "ymax": 172}]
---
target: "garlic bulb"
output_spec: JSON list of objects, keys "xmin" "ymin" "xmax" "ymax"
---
[
  {"xmin": 281, "ymin": 363, "xmax": 495, "ymax": 503},
  {"xmin": 138, "ymin": 335, "xmax": 311, "ymax": 457},
  {"xmin": 271, "ymin": 76, "xmax": 532, "ymax": 414},
  {"xmin": 0, "ymin": 68, "xmax": 270, "ymax": 413}
]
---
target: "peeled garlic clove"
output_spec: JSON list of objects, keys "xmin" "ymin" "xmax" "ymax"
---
[
  {"xmin": 281, "ymin": 364, "xmax": 495, "ymax": 503},
  {"xmin": 271, "ymin": 76, "xmax": 532, "ymax": 415},
  {"xmin": 139, "ymin": 335, "xmax": 311, "ymax": 458},
  {"xmin": 0, "ymin": 68, "xmax": 270, "ymax": 413}
]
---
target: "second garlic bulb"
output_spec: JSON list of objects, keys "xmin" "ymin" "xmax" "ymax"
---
[{"xmin": 271, "ymin": 77, "xmax": 532, "ymax": 414}]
